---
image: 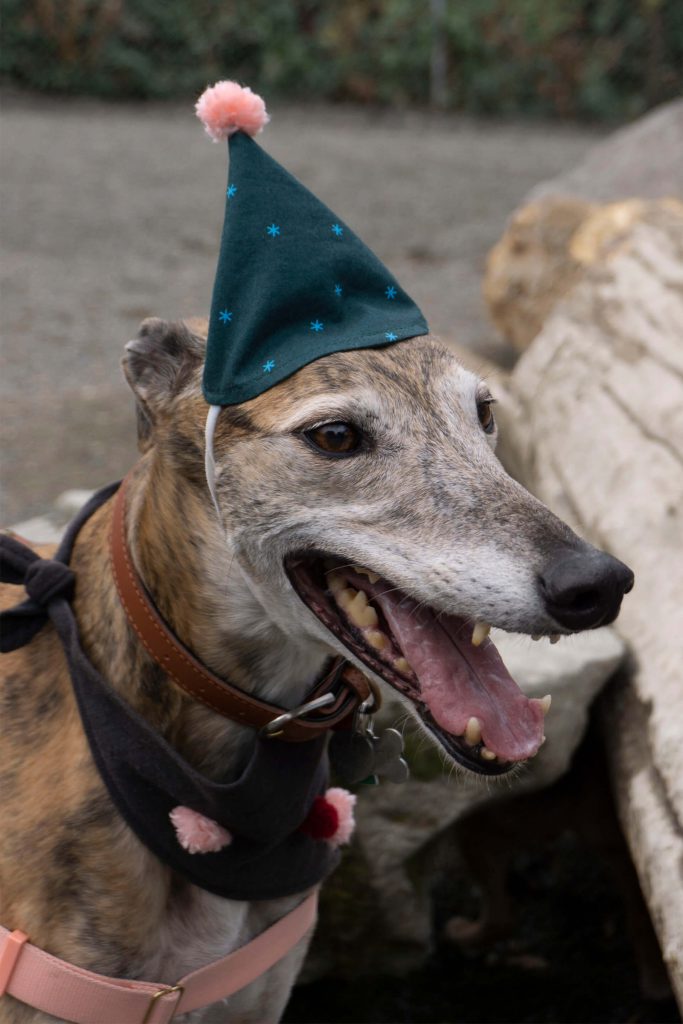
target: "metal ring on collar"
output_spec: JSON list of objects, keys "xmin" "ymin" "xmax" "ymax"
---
[
  {"xmin": 358, "ymin": 679, "xmax": 382, "ymax": 716},
  {"xmin": 261, "ymin": 692, "xmax": 336, "ymax": 738}
]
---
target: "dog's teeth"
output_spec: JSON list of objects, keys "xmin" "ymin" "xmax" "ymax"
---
[
  {"xmin": 394, "ymin": 657, "xmax": 412, "ymax": 675},
  {"xmin": 480, "ymin": 747, "xmax": 497, "ymax": 761},
  {"xmin": 531, "ymin": 694, "xmax": 552, "ymax": 717},
  {"xmin": 337, "ymin": 587, "xmax": 357, "ymax": 611},
  {"xmin": 348, "ymin": 590, "xmax": 379, "ymax": 628},
  {"xmin": 353, "ymin": 565, "xmax": 381, "ymax": 584},
  {"xmin": 326, "ymin": 570, "xmax": 346, "ymax": 595},
  {"xmin": 366, "ymin": 629, "xmax": 389, "ymax": 651},
  {"xmin": 464, "ymin": 716, "xmax": 482, "ymax": 745},
  {"xmin": 549, "ymin": 633, "xmax": 561, "ymax": 644},
  {"xmin": 471, "ymin": 622, "xmax": 491, "ymax": 647}
]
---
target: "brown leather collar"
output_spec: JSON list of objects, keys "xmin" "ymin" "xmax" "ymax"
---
[{"xmin": 109, "ymin": 475, "xmax": 371, "ymax": 741}]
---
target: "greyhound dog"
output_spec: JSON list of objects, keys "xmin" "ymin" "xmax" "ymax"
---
[{"xmin": 0, "ymin": 316, "xmax": 633, "ymax": 1023}]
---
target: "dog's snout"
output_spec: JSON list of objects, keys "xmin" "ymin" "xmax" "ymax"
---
[{"xmin": 539, "ymin": 548, "xmax": 634, "ymax": 631}]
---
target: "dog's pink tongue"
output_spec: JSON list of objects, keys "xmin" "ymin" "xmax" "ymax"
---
[{"xmin": 374, "ymin": 593, "xmax": 544, "ymax": 762}]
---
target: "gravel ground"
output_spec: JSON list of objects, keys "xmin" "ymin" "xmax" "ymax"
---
[{"xmin": 1, "ymin": 94, "xmax": 597, "ymax": 523}]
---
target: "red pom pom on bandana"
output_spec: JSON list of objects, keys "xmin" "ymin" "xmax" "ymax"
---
[
  {"xmin": 300, "ymin": 788, "xmax": 356, "ymax": 846},
  {"xmin": 195, "ymin": 81, "xmax": 269, "ymax": 142}
]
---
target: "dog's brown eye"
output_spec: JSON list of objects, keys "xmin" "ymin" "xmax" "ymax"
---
[
  {"xmin": 477, "ymin": 400, "xmax": 495, "ymax": 434},
  {"xmin": 304, "ymin": 422, "xmax": 362, "ymax": 455}
]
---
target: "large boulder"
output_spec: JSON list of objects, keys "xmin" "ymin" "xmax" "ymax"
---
[
  {"xmin": 491, "ymin": 201, "xmax": 683, "ymax": 1003},
  {"xmin": 484, "ymin": 197, "xmax": 682, "ymax": 351},
  {"xmin": 527, "ymin": 98, "xmax": 683, "ymax": 205},
  {"xmin": 483, "ymin": 98, "xmax": 683, "ymax": 353}
]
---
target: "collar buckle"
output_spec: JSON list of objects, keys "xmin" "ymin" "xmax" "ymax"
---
[
  {"xmin": 142, "ymin": 983, "xmax": 184, "ymax": 1023},
  {"xmin": 261, "ymin": 692, "xmax": 336, "ymax": 738}
]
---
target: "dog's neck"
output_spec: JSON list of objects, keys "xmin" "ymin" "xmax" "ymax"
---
[{"xmin": 72, "ymin": 456, "xmax": 326, "ymax": 777}]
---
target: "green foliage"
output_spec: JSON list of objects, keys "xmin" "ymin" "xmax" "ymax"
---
[{"xmin": 1, "ymin": 0, "xmax": 681, "ymax": 119}]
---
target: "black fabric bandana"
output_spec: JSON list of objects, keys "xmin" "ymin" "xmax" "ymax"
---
[{"xmin": 0, "ymin": 484, "xmax": 339, "ymax": 900}]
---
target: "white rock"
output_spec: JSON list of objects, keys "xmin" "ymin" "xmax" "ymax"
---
[
  {"xmin": 496, "ymin": 204, "xmax": 683, "ymax": 1001},
  {"xmin": 55, "ymin": 489, "xmax": 94, "ymax": 514},
  {"xmin": 7, "ymin": 515, "xmax": 63, "ymax": 545},
  {"xmin": 9, "ymin": 489, "xmax": 94, "ymax": 546},
  {"xmin": 528, "ymin": 97, "xmax": 683, "ymax": 204}
]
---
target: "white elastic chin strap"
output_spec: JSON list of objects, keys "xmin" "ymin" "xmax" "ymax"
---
[
  {"xmin": 204, "ymin": 404, "xmax": 266, "ymax": 607},
  {"xmin": 205, "ymin": 405, "xmax": 222, "ymax": 517}
]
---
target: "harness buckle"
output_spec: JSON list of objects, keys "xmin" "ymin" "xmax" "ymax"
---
[
  {"xmin": 142, "ymin": 983, "xmax": 184, "ymax": 1023},
  {"xmin": 261, "ymin": 692, "xmax": 336, "ymax": 738}
]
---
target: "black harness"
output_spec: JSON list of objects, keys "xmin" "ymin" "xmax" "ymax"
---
[{"xmin": 0, "ymin": 484, "xmax": 338, "ymax": 901}]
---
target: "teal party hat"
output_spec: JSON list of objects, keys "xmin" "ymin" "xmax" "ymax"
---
[{"xmin": 196, "ymin": 81, "xmax": 428, "ymax": 407}]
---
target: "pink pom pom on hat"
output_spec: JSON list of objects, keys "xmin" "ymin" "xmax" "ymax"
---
[
  {"xmin": 169, "ymin": 806, "xmax": 233, "ymax": 854},
  {"xmin": 196, "ymin": 81, "xmax": 269, "ymax": 142}
]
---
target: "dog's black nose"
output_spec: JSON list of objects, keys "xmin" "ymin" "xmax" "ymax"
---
[{"xmin": 539, "ymin": 548, "xmax": 634, "ymax": 630}]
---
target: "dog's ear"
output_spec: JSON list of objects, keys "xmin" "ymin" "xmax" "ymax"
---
[{"xmin": 122, "ymin": 318, "xmax": 205, "ymax": 449}]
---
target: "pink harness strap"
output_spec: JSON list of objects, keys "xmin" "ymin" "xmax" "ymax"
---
[{"xmin": 0, "ymin": 890, "xmax": 317, "ymax": 1024}]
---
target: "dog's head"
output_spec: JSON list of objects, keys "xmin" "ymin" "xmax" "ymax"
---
[{"xmin": 123, "ymin": 317, "xmax": 633, "ymax": 776}]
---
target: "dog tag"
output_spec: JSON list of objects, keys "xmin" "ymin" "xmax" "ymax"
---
[
  {"xmin": 370, "ymin": 727, "xmax": 403, "ymax": 766},
  {"xmin": 377, "ymin": 755, "xmax": 410, "ymax": 783},
  {"xmin": 329, "ymin": 724, "xmax": 410, "ymax": 786},
  {"xmin": 369, "ymin": 728, "xmax": 410, "ymax": 784}
]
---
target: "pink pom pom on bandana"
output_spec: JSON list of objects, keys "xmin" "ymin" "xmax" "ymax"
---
[
  {"xmin": 195, "ymin": 81, "xmax": 269, "ymax": 142},
  {"xmin": 169, "ymin": 806, "xmax": 233, "ymax": 854},
  {"xmin": 323, "ymin": 787, "xmax": 356, "ymax": 846}
]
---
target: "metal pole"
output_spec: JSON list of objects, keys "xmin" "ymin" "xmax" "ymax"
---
[{"xmin": 430, "ymin": 0, "xmax": 448, "ymax": 109}]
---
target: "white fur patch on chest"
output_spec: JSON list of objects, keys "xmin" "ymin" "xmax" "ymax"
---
[
  {"xmin": 139, "ymin": 888, "xmax": 249, "ymax": 985},
  {"xmin": 135, "ymin": 886, "xmax": 306, "ymax": 1022}
]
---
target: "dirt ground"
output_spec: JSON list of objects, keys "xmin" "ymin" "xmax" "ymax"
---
[{"xmin": 1, "ymin": 94, "xmax": 597, "ymax": 523}]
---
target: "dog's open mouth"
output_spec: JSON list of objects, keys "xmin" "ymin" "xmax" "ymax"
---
[{"xmin": 286, "ymin": 554, "xmax": 549, "ymax": 776}]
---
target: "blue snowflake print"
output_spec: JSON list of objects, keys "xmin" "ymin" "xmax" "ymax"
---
[
  {"xmin": 226, "ymin": 184, "xmax": 237, "ymax": 198},
  {"xmin": 334, "ymin": 284, "xmax": 343, "ymax": 297},
  {"xmin": 385, "ymin": 331, "xmax": 398, "ymax": 342},
  {"xmin": 385, "ymin": 286, "xmax": 397, "ymax": 300},
  {"xmin": 218, "ymin": 310, "xmax": 233, "ymax": 324},
  {"xmin": 331, "ymin": 223, "xmax": 344, "ymax": 237},
  {"xmin": 263, "ymin": 359, "xmax": 276, "ymax": 373},
  {"xmin": 266, "ymin": 224, "xmax": 281, "ymax": 237},
  {"xmin": 310, "ymin": 320, "xmax": 324, "ymax": 332}
]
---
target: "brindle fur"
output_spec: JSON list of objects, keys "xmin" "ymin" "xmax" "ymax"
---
[{"xmin": 1, "ymin": 317, "xmax": 585, "ymax": 1022}]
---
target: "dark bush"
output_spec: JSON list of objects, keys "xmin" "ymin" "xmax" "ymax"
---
[{"xmin": 1, "ymin": 0, "xmax": 681, "ymax": 119}]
